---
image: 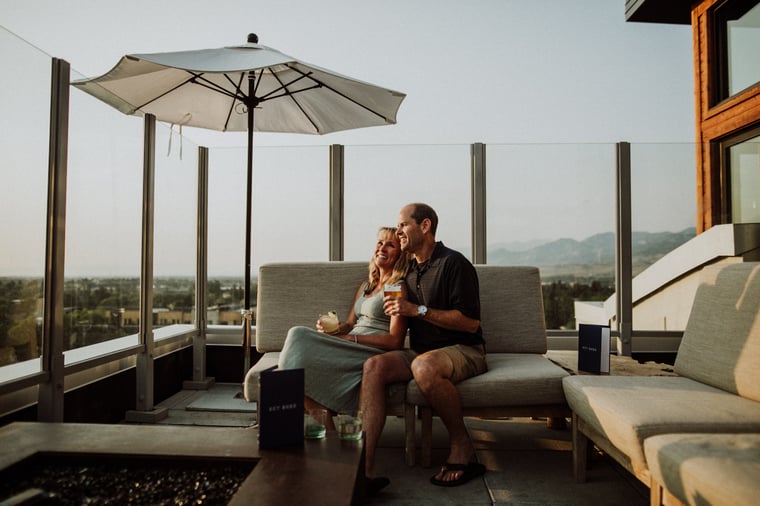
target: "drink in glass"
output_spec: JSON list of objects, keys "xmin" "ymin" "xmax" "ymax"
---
[
  {"xmin": 304, "ymin": 408, "xmax": 327, "ymax": 439},
  {"xmin": 318, "ymin": 311, "xmax": 339, "ymax": 334},
  {"xmin": 337, "ymin": 412, "xmax": 363, "ymax": 440},
  {"xmin": 383, "ymin": 284, "xmax": 402, "ymax": 298}
]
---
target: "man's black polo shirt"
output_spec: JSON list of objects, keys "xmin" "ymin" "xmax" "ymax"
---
[{"xmin": 406, "ymin": 242, "xmax": 484, "ymax": 353}]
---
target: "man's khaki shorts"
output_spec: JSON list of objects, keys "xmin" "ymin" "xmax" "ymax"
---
[{"xmin": 392, "ymin": 344, "xmax": 487, "ymax": 383}]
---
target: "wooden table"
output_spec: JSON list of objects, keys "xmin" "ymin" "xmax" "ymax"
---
[
  {"xmin": 546, "ymin": 350, "xmax": 677, "ymax": 377},
  {"xmin": 230, "ymin": 434, "xmax": 365, "ymax": 505},
  {"xmin": 0, "ymin": 422, "xmax": 364, "ymax": 506}
]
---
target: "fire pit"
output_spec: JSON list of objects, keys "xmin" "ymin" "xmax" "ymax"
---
[{"xmin": 0, "ymin": 454, "xmax": 254, "ymax": 505}]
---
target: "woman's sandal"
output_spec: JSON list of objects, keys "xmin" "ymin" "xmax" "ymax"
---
[{"xmin": 429, "ymin": 461, "xmax": 486, "ymax": 487}]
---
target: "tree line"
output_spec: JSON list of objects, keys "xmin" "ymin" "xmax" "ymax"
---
[{"xmin": 1, "ymin": 276, "xmax": 613, "ymax": 366}]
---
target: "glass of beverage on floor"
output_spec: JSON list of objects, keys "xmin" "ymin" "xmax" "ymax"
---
[
  {"xmin": 304, "ymin": 409, "xmax": 327, "ymax": 439},
  {"xmin": 337, "ymin": 411, "xmax": 363, "ymax": 440}
]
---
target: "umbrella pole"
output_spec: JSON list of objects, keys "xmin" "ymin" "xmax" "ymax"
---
[
  {"xmin": 244, "ymin": 85, "xmax": 254, "ymax": 311},
  {"xmin": 242, "ymin": 73, "xmax": 255, "ymax": 378}
]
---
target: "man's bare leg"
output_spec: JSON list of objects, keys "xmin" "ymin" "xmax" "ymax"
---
[
  {"xmin": 411, "ymin": 350, "xmax": 474, "ymax": 483},
  {"xmin": 359, "ymin": 352, "xmax": 413, "ymax": 478}
]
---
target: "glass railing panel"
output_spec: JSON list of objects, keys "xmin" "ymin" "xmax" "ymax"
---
[
  {"xmin": 0, "ymin": 28, "xmax": 51, "ymax": 369},
  {"xmin": 153, "ymin": 124, "xmax": 198, "ymax": 330},
  {"xmin": 207, "ymin": 145, "xmax": 328, "ymax": 322},
  {"xmin": 64, "ymin": 69, "xmax": 143, "ymax": 352},
  {"xmin": 486, "ymin": 143, "xmax": 617, "ymax": 330},
  {"xmin": 343, "ymin": 144, "xmax": 471, "ymax": 260},
  {"xmin": 630, "ymin": 143, "xmax": 697, "ymax": 331}
]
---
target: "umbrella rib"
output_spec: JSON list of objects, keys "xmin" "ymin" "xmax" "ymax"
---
[
  {"xmin": 221, "ymin": 72, "xmax": 247, "ymax": 131},
  {"xmin": 256, "ymin": 72, "xmax": 314, "ymax": 101},
  {"xmin": 191, "ymin": 72, "xmax": 246, "ymax": 102},
  {"xmin": 285, "ymin": 64, "xmax": 394, "ymax": 123},
  {"xmin": 131, "ymin": 71, "xmax": 241, "ymax": 112},
  {"xmin": 132, "ymin": 76, "xmax": 199, "ymax": 111},
  {"xmin": 264, "ymin": 69, "xmax": 321, "ymax": 132}
]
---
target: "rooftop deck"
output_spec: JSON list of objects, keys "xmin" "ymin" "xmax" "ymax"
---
[
  {"xmin": 149, "ymin": 383, "xmax": 648, "ymax": 504},
  {"xmin": 1, "ymin": 352, "xmax": 676, "ymax": 505},
  {"xmin": 0, "ymin": 382, "xmax": 648, "ymax": 504}
]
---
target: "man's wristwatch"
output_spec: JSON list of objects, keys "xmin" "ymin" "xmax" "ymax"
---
[{"xmin": 417, "ymin": 305, "xmax": 428, "ymax": 318}]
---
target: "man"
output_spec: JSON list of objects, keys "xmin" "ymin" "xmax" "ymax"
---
[{"xmin": 360, "ymin": 202, "xmax": 488, "ymax": 493}]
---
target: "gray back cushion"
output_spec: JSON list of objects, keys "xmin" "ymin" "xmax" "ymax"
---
[
  {"xmin": 674, "ymin": 262, "xmax": 760, "ymax": 401},
  {"xmin": 475, "ymin": 265, "xmax": 547, "ymax": 353},
  {"xmin": 256, "ymin": 262, "xmax": 367, "ymax": 352},
  {"xmin": 255, "ymin": 262, "xmax": 547, "ymax": 355}
]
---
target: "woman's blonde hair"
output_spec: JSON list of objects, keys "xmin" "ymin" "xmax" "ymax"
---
[{"xmin": 366, "ymin": 226, "xmax": 411, "ymax": 293}]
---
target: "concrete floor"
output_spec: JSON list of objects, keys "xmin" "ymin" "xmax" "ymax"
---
[{"xmin": 154, "ymin": 383, "xmax": 648, "ymax": 505}]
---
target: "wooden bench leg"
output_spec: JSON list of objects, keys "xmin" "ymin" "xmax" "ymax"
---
[
  {"xmin": 547, "ymin": 417, "xmax": 567, "ymax": 429},
  {"xmin": 572, "ymin": 412, "xmax": 588, "ymax": 483},
  {"xmin": 404, "ymin": 403, "xmax": 416, "ymax": 467},
  {"xmin": 650, "ymin": 476, "xmax": 685, "ymax": 506},
  {"xmin": 649, "ymin": 476, "xmax": 663, "ymax": 506},
  {"xmin": 421, "ymin": 406, "xmax": 433, "ymax": 468}
]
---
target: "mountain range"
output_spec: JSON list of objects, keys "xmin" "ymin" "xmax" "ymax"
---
[{"xmin": 486, "ymin": 228, "xmax": 696, "ymax": 280}]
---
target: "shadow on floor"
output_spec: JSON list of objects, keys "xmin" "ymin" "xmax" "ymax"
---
[{"xmin": 156, "ymin": 384, "xmax": 648, "ymax": 505}]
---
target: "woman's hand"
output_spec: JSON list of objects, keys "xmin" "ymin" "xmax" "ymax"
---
[
  {"xmin": 316, "ymin": 311, "xmax": 340, "ymax": 334},
  {"xmin": 383, "ymin": 295, "xmax": 408, "ymax": 317},
  {"xmin": 316, "ymin": 319, "xmax": 338, "ymax": 334}
]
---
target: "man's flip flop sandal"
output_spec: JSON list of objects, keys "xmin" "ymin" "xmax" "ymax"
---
[{"xmin": 430, "ymin": 461, "xmax": 486, "ymax": 487}]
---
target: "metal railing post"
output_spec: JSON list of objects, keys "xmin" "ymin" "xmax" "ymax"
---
[
  {"xmin": 616, "ymin": 141, "xmax": 632, "ymax": 356},
  {"xmin": 471, "ymin": 143, "xmax": 487, "ymax": 264},
  {"xmin": 185, "ymin": 146, "xmax": 214, "ymax": 389},
  {"xmin": 329, "ymin": 144, "xmax": 345, "ymax": 261},
  {"xmin": 125, "ymin": 113, "xmax": 167, "ymax": 422},
  {"xmin": 38, "ymin": 57, "xmax": 70, "ymax": 422}
]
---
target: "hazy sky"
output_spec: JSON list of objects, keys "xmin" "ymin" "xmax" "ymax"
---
[
  {"xmin": 1, "ymin": 0, "xmax": 694, "ymax": 146},
  {"xmin": 0, "ymin": 0, "xmax": 697, "ymax": 276}
]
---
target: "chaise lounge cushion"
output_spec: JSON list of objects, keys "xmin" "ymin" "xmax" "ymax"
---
[
  {"xmin": 644, "ymin": 433, "xmax": 760, "ymax": 506},
  {"xmin": 564, "ymin": 262, "xmax": 760, "ymax": 480},
  {"xmin": 673, "ymin": 262, "xmax": 760, "ymax": 402},
  {"xmin": 562, "ymin": 375, "xmax": 760, "ymax": 473},
  {"xmin": 407, "ymin": 353, "xmax": 568, "ymax": 407}
]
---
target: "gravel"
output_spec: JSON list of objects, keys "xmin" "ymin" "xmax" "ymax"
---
[{"xmin": 0, "ymin": 455, "xmax": 254, "ymax": 505}]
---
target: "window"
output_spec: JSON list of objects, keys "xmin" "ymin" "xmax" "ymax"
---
[
  {"xmin": 722, "ymin": 127, "xmax": 760, "ymax": 224},
  {"xmin": 712, "ymin": 1, "xmax": 760, "ymax": 104}
]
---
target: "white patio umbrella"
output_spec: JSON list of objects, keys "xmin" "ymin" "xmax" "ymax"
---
[{"xmin": 73, "ymin": 34, "xmax": 405, "ymax": 311}]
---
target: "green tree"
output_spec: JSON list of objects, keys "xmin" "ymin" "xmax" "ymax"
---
[{"xmin": 7, "ymin": 316, "xmax": 38, "ymax": 361}]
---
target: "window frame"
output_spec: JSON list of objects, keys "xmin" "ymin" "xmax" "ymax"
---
[
  {"xmin": 718, "ymin": 123, "xmax": 760, "ymax": 223},
  {"xmin": 709, "ymin": 0, "xmax": 760, "ymax": 107}
]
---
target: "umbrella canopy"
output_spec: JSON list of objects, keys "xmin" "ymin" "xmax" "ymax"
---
[
  {"xmin": 73, "ymin": 34, "xmax": 405, "ymax": 310},
  {"xmin": 73, "ymin": 36, "xmax": 405, "ymax": 134}
]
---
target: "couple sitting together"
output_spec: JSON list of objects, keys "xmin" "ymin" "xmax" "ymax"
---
[{"xmin": 278, "ymin": 202, "xmax": 488, "ymax": 494}]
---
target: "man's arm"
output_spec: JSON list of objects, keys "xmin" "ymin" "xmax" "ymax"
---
[{"xmin": 394, "ymin": 300, "xmax": 480, "ymax": 334}]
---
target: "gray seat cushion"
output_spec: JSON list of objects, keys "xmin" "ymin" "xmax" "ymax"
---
[
  {"xmin": 563, "ymin": 375, "xmax": 760, "ymax": 471},
  {"xmin": 243, "ymin": 352, "xmax": 280, "ymax": 401},
  {"xmin": 645, "ymin": 433, "xmax": 760, "ymax": 506},
  {"xmin": 407, "ymin": 353, "xmax": 568, "ymax": 407}
]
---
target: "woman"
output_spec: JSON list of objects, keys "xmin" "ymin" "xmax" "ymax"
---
[{"xmin": 278, "ymin": 226, "xmax": 411, "ymax": 426}]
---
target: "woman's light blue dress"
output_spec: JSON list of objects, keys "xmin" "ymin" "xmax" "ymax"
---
[{"xmin": 278, "ymin": 284, "xmax": 392, "ymax": 413}]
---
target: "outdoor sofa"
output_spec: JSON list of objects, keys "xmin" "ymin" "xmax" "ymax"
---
[
  {"xmin": 243, "ymin": 261, "xmax": 570, "ymax": 466},
  {"xmin": 562, "ymin": 261, "xmax": 760, "ymax": 505}
]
